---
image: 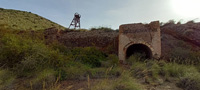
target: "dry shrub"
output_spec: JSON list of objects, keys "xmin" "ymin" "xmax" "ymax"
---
[{"xmin": 90, "ymin": 71, "xmax": 143, "ymax": 90}]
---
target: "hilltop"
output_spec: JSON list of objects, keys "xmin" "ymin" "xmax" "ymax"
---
[{"xmin": 0, "ymin": 8, "xmax": 65, "ymax": 30}]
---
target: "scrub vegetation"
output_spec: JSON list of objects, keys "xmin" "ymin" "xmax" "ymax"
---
[
  {"xmin": 0, "ymin": 27, "xmax": 122, "ymax": 90},
  {"xmin": 0, "ymin": 8, "xmax": 200, "ymax": 90},
  {"xmin": 1, "ymin": 27, "xmax": 200, "ymax": 90}
]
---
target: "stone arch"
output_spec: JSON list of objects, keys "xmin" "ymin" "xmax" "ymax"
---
[
  {"xmin": 125, "ymin": 43, "xmax": 153, "ymax": 59},
  {"xmin": 118, "ymin": 21, "xmax": 161, "ymax": 61}
]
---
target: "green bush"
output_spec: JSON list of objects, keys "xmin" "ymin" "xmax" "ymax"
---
[
  {"xmin": 176, "ymin": 66, "xmax": 200, "ymax": 90},
  {"xmin": 90, "ymin": 27, "xmax": 114, "ymax": 32},
  {"xmin": 31, "ymin": 68, "xmax": 56, "ymax": 89},
  {"xmin": 61, "ymin": 62, "xmax": 90, "ymax": 80},
  {"xmin": 126, "ymin": 53, "xmax": 145, "ymax": 65},
  {"xmin": 162, "ymin": 63, "xmax": 185, "ymax": 78},
  {"xmin": 161, "ymin": 62, "xmax": 200, "ymax": 90},
  {"xmin": 90, "ymin": 71, "xmax": 143, "ymax": 90},
  {"xmin": 130, "ymin": 60, "xmax": 164, "ymax": 85},
  {"xmin": 0, "ymin": 32, "xmax": 66, "ymax": 77},
  {"xmin": 146, "ymin": 60, "xmax": 161, "ymax": 79},
  {"xmin": 91, "ymin": 67, "xmax": 121, "ymax": 78},
  {"xmin": 101, "ymin": 54, "xmax": 119, "ymax": 67},
  {"xmin": 49, "ymin": 41, "xmax": 71, "ymax": 55},
  {"xmin": 177, "ymin": 78, "xmax": 200, "ymax": 90},
  {"xmin": 162, "ymin": 63, "xmax": 199, "ymax": 78},
  {"xmin": 68, "ymin": 47, "xmax": 107, "ymax": 67},
  {"xmin": 55, "ymin": 61, "xmax": 122, "ymax": 81},
  {"xmin": 0, "ymin": 33, "xmax": 31, "ymax": 68},
  {"xmin": 0, "ymin": 69, "xmax": 16, "ymax": 90},
  {"xmin": 130, "ymin": 62, "xmax": 146, "ymax": 78},
  {"xmin": 170, "ymin": 41, "xmax": 200, "ymax": 65}
]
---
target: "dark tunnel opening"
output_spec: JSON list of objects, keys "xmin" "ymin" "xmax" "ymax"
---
[{"xmin": 126, "ymin": 44, "xmax": 152, "ymax": 59}]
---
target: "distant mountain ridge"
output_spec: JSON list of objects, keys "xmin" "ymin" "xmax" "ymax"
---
[{"xmin": 0, "ymin": 8, "xmax": 65, "ymax": 30}]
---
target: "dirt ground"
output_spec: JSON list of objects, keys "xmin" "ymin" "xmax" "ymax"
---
[
  {"xmin": 59, "ymin": 78, "xmax": 183, "ymax": 90},
  {"xmin": 59, "ymin": 79, "xmax": 99, "ymax": 90}
]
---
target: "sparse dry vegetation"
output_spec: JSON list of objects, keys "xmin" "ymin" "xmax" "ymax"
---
[
  {"xmin": 0, "ymin": 8, "xmax": 200, "ymax": 90},
  {"xmin": 0, "ymin": 8, "xmax": 65, "ymax": 30}
]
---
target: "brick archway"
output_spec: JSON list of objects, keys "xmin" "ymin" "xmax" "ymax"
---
[{"xmin": 118, "ymin": 21, "xmax": 161, "ymax": 61}]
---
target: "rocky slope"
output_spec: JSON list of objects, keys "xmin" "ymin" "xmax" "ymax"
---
[
  {"xmin": 44, "ymin": 28, "xmax": 119, "ymax": 54},
  {"xmin": 161, "ymin": 21, "xmax": 200, "ymax": 58},
  {"xmin": 44, "ymin": 21, "xmax": 200, "ymax": 58}
]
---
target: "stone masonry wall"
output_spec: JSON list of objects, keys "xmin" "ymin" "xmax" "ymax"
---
[
  {"xmin": 118, "ymin": 21, "xmax": 161, "ymax": 61},
  {"xmin": 44, "ymin": 28, "xmax": 119, "ymax": 54}
]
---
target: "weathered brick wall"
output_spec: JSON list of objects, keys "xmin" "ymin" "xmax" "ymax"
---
[
  {"xmin": 119, "ymin": 21, "xmax": 161, "ymax": 61},
  {"xmin": 44, "ymin": 28, "xmax": 119, "ymax": 54},
  {"xmin": 44, "ymin": 22, "xmax": 200, "ymax": 60}
]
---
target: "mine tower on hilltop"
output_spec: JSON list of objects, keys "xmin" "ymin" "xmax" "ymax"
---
[{"xmin": 69, "ymin": 13, "xmax": 81, "ymax": 29}]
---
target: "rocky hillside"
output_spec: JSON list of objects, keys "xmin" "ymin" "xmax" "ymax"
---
[
  {"xmin": 44, "ymin": 21, "xmax": 200, "ymax": 59},
  {"xmin": 161, "ymin": 21, "xmax": 200, "ymax": 58},
  {"xmin": 44, "ymin": 28, "xmax": 119, "ymax": 54},
  {"xmin": 0, "ymin": 8, "xmax": 199, "ymax": 58},
  {"xmin": 0, "ymin": 8, "xmax": 65, "ymax": 30}
]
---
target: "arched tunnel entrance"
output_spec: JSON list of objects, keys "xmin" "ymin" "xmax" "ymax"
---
[
  {"xmin": 118, "ymin": 21, "xmax": 161, "ymax": 61},
  {"xmin": 126, "ymin": 44, "xmax": 152, "ymax": 59}
]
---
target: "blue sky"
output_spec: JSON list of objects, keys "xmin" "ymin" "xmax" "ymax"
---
[{"xmin": 0, "ymin": 0, "xmax": 200, "ymax": 29}]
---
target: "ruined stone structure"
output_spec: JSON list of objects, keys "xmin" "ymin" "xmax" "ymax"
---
[
  {"xmin": 118, "ymin": 21, "xmax": 161, "ymax": 61},
  {"xmin": 44, "ymin": 28, "xmax": 119, "ymax": 54}
]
